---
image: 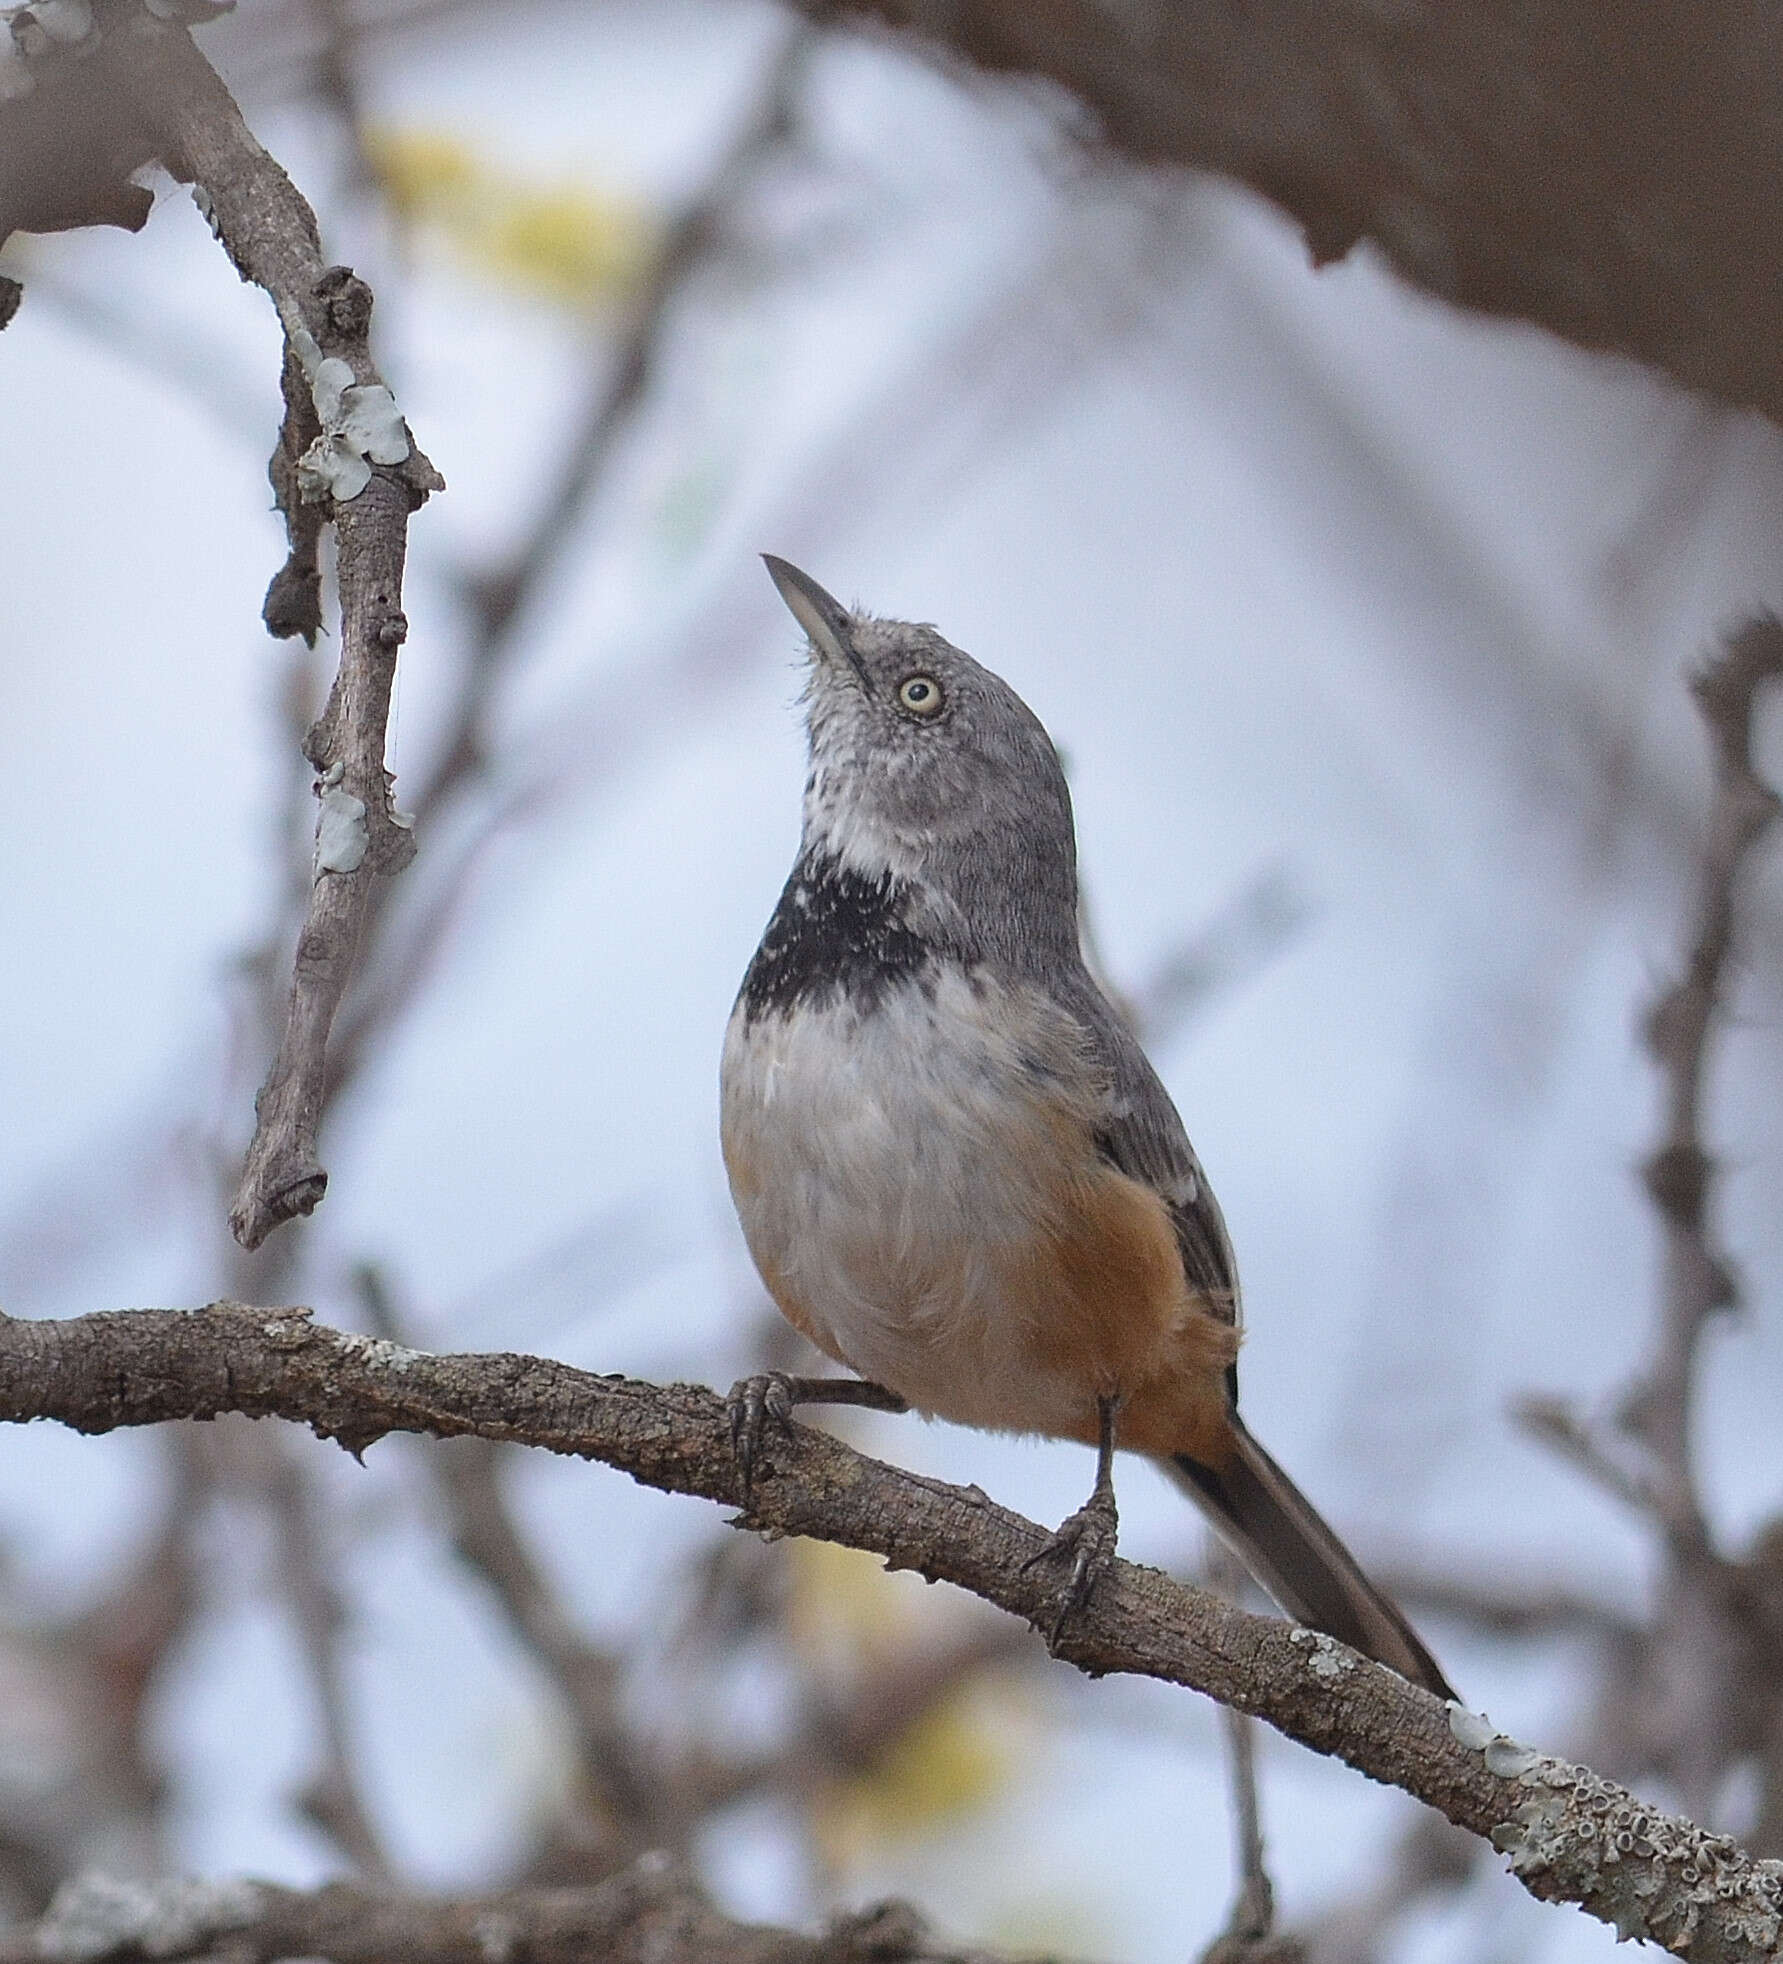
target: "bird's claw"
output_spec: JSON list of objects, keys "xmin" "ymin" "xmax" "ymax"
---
[
  {"xmin": 727, "ymin": 1370, "xmax": 796, "ymax": 1498},
  {"xmin": 1022, "ymin": 1488, "xmax": 1119, "ymax": 1646}
]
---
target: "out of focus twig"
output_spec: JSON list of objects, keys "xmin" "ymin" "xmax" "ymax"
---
[
  {"xmin": 4, "ymin": 1857, "xmax": 1024, "ymax": 1964},
  {"xmin": 1620, "ymin": 619, "xmax": 1783, "ymax": 1532},
  {"xmin": 1198, "ymin": 1544, "xmax": 1299, "ymax": 1964},
  {"xmin": 261, "ymin": 1434, "xmax": 395, "ymax": 1880},
  {"xmin": 1515, "ymin": 617, "xmax": 1783, "ymax": 1824},
  {"xmin": 355, "ymin": 1263, "xmax": 659, "ymax": 1870},
  {"xmin": 1128, "ymin": 867, "xmax": 1310, "ymax": 1047},
  {"xmin": 319, "ymin": 19, "xmax": 820, "ymax": 1106}
]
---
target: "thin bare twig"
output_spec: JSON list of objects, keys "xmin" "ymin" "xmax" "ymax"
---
[
  {"xmin": 1621, "ymin": 619, "xmax": 1783, "ymax": 1533},
  {"xmin": 1512, "ymin": 1393, "xmax": 1674, "ymax": 1529},
  {"xmin": 453, "ymin": 20, "xmax": 818, "ymax": 660},
  {"xmin": 1512, "ymin": 618, "xmax": 1783, "ymax": 1829},
  {"xmin": 96, "ymin": 16, "xmax": 442, "ymax": 1248},
  {"xmin": 2, "ymin": 1302, "xmax": 1781, "ymax": 1962},
  {"xmin": 1197, "ymin": 1543, "xmax": 1291, "ymax": 1964},
  {"xmin": 260, "ymin": 1434, "xmax": 395, "ymax": 1880},
  {"xmin": 359, "ymin": 1267, "xmax": 1033, "ymax": 1862}
]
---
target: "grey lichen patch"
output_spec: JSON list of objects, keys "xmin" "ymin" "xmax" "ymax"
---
[
  {"xmin": 190, "ymin": 183, "xmax": 223, "ymax": 244},
  {"xmin": 1446, "ymin": 1695, "xmax": 1783, "ymax": 1947},
  {"xmin": 1446, "ymin": 1701, "xmax": 1540, "ymax": 1774},
  {"xmin": 1484, "ymin": 1736, "xmax": 1541, "ymax": 1779},
  {"xmin": 270, "ymin": 298, "xmax": 413, "ymax": 503},
  {"xmin": 1493, "ymin": 1758, "xmax": 1783, "ymax": 1955},
  {"xmin": 37, "ymin": 1872, "xmax": 263, "ymax": 1962},
  {"xmin": 1289, "ymin": 1626, "xmax": 1354, "ymax": 1681},
  {"xmin": 329, "ymin": 1328, "xmax": 423, "ymax": 1373},
  {"xmin": 314, "ymin": 763, "xmax": 369, "ymax": 875},
  {"xmin": 257, "ymin": 1305, "xmax": 316, "ymax": 1348},
  {"xmin": 296, "ymin": 355, "xmax": 410, "ymax": 502},
  {"xmin": 1447, "ymin": 1701, "xmax": 1498, "ymax": 1751},
  {"xmin": 9, "ymin": 0, "xmax": 93, "ymax": 48}
]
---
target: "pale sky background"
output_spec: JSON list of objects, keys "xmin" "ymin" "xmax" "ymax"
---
[{"xmin": 3, "ymin": 5, "xmax": 1783, "ymax": 1960}]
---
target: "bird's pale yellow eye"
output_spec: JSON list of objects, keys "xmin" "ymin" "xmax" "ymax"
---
[{"xmin": 895, "ymin": 673, "xmax": 944, "ymax": 718}]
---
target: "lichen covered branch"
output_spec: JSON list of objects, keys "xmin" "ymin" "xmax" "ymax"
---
[
  {"xmin": 90, "ymin": 15, "xmax": 440, "ymax": 1248},
  {"xmin": 0, "ymin": 1302, "xmax": 1779, "ymax": 1961}
]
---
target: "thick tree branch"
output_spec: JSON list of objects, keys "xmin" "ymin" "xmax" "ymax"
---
[
  {"xmin": 1, "ymin": 1303, "xmax": 1780, "ymax": 1960},
  {"xmin": 7, "ymin": 1858, "xmax": 1011, "ymax": 1964},
  {"xmin": 804, "ymin": 1, "xmax": 1783, "ymax": 425}
]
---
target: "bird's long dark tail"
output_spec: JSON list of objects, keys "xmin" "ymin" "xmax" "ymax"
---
[{"xmin": 1164, "ymin": 1421, "xmax": 1455, "ymax": 1700}]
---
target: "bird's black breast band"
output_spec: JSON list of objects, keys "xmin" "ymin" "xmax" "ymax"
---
[{"xmin": 737, "ymin": 849, "xmax": 931, "ymax": 1020}]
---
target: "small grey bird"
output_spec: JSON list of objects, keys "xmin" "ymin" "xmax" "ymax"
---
[{"xmin": 721, "ymin": 555, "xmax": 1452, "ymax": 1696}]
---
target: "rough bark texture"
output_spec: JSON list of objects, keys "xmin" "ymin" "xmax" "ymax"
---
[
  {"xmin": 2, "ymin": 1303, "xmax": 1781, "ymax": 1961},
  {"xmin": 801, "ymin": 0, "xmax": 1783, "ymax": 424}
]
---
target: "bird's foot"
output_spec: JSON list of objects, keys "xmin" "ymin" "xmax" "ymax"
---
[
  {"xmin": 1023, "ymin": 1486, "xmax": 1119, "ymax": 1646},
  {"xmin": 727, "ymin": 1370, "xmax": 798, "ymax": 1499},
  {"xmin": 726, "ymin": 1373, "xmax": 909, "ymax": 1500}
]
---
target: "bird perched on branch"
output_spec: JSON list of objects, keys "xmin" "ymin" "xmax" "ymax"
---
[{"xmin": 722, "ymin": 556, "xmax": 1452, "ymax": 1698}]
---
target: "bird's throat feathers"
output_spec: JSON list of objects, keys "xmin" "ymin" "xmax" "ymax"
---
[
  {"xmin": 737, "ymin": 845, "xmax": 933, "ymax": 1023},
  {"xmin": 801, "ymin": 749, "xmax": 934, "ymax": 890}
]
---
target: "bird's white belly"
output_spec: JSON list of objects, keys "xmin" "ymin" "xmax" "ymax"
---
[{"xmin": 720, "ymin": 972, "xmax": 1106, "ymax": 1436}]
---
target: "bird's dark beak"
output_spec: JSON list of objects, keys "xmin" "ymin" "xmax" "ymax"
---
[{"xmin": 762, "ymin": 555, "xmax": 868, "ymax": 684}]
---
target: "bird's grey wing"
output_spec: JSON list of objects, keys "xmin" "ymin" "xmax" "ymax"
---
[{"xmin": 1078, "ymin": 999, "xmax": 1241, "ymax": 1327}]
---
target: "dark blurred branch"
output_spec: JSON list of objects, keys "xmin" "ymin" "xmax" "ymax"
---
[
  {"xmin": 0, "ymin": 1447, "xmax": 201, "ymax": 1913},
  {"xmin": 800, "ymin": 0, "xmax": 1783, "ymax": 425},
  {"xmin": 1300, "ymin": 1815, "xmax": 1479, "ymax": 1964},
  {"xmin": 1511, "ymin": 619, "xmax": 1783, "ymax": 1827},
  {"xmin": 260, "ymin": 1435, "xmax": 394, "ymax": 1880},
  {"xmin": 1513, "ymin": 1393, "xmax": 1674, "ymax": 1531},
  {"xmin": 431, "ymin": 19, "xmax": 818, "ymax": 789},
  {"xmin": 316, "ymin": 21, "xmax": 817, "ymax": 1110},
  {"xmin": 429, "ymin": 1435, "xmax": 663, "ymax": 1859},
  {"xmin": 3, "ymin": 1304, "xmax": 1782, "ymax": 1960},
  {"xmin": 308, "ymin": 0, "xmax": 379, "ymax": 200},
  {"xmin": 0, "ymin": 3, "xmax": 159, "ymax": 257},
  {"xmin": 8, "ymin": 1858, "xmax": 1020, "ymax": 1964},
  {"xmin": 363, "ymin": 1267, "xmax": 1032, "ymax": 1867},
  {"xmin": 1197, "ymin": 1542, "xmax": 1293, "ymax": 1964},
  {"xmin": 1372, "ymin": 1560, "xmax": 1637, "ymax": 1646},
  {"xmin": 1621, "ymin": 620, "xmax": 1783, "ymax": 1529}
]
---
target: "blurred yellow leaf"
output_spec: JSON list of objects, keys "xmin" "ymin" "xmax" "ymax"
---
[
  {"xmin": 783, "ymin": 1545, "xmax": 1037, "ymax": 1859},
  {"xmin": 366, "ymin": 128, "xmax": 658, "ymax": 310},
  {"xmin": 816, "ymin": 1679, "xmax": 1023, "ymax": 1864},
  {"xmin": 785, "ymin": 1539, "xmax": 919, "ymax": 1669}
]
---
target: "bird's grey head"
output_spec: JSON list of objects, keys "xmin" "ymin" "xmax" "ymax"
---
[{"xmin": 762, "ymin": 556, "xmax": 1080, "ymax": 964}]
